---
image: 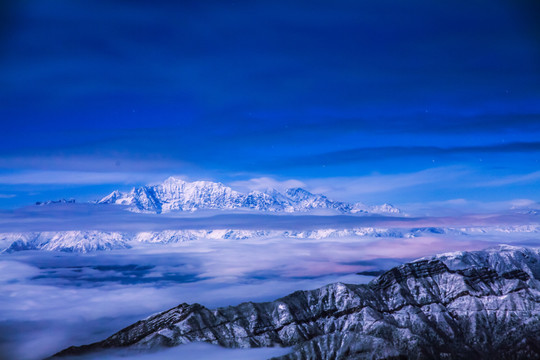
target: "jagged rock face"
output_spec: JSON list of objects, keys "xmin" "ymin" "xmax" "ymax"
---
[
  {"xmin": 53, "ymin": 246, "xmax": 540, "ymax": 359},
  {"xmin": 98, "ymin": 177, "xmax": 400, "ymax": 215}
]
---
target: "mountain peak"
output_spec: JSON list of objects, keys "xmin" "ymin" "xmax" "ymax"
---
[{"xmin": 97, "ymin": 178, "xmax": 400, "ymax": 215}]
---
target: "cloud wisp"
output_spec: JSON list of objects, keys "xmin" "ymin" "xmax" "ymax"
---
[
  {"xmin": 230, "ymin": 177, "xmax": 306, "ymax": 193},
  {"xmin": 0, "ymin": 171, "xmax": 167, "ymax": 186},
  {"xmin": 301, "ymin": 167, "xmax": 470, "ymax": 199},
  {"xmin": 481, "ymin": 171, "xmax": 540, "ymax": 187}
]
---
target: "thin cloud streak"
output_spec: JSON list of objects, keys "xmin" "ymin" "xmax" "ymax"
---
[
  {"xmin": 0, "ymin": 171, "xmax": 168, "ymax": 185},
  {"xmin": 481, "ymin": 171, "xmax": 540, "ymax": 187},
  {"xmin": 230, "ymin": 177, "xmax": 306, "ymax": 193},
  {"xmin": 0, "ymin": 154, "xmax": 193, "ymax": 172},
  {"xmin": 284, "ymin": 142, "xmax": 540, "ymax": 168},
  {"xmin": 401, "ymin": 198, "xmax": 540, "ymax": 216},
  {"xmin": 302, "ymin": 167, "xmax": 471, "ymax": 200}
]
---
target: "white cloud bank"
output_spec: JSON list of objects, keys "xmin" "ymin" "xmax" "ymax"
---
[{"xmin": 231, "ymin": 177, "xmax": 306, "ymax": 193}]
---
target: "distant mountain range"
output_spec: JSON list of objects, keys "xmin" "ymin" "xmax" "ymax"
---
[
  {"xmin": 51, "ymin": 245, "xmax": 540, "ymax": 359},
  {"xmin": 3, "ymin": 225, "xmax": 540, "ymax": 253},
  {"xmin": 97, "ymin": 177, "xmax": 401, "ymax": 214},
  {"xmin": 35, "ymin": 198, "xmax": 75, "ymax": 206}
]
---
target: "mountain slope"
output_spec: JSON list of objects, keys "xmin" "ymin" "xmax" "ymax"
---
[
  {"xmin": 3, "ymin": 227, "xmax": 540, "ymax": 253},
  {"xmin": 98, "ymin": 177, "xmax": 400, "ymax": 215},
  {"xmin": 52, "ymin": 246, "xmax": 540, "ymax": 359}
]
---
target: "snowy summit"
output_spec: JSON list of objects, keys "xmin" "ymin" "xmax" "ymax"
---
[{"xmin": 98, "ymin": 177, "xmax": 400, "ymax": 215}]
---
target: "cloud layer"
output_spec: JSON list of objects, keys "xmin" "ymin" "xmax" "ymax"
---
[{"xmin": 1, "ymin": 227, "xmax": 536, "ymax": 359}]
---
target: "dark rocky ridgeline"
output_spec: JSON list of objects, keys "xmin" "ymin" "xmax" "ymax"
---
[{"xmin": 51, "ymin": 246, "xmax": 540, "ymax": 360}]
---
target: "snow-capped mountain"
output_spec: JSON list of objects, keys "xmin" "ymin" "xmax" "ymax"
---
[
  {"xmin": 0, "ymin": 229, "xmax": 400, "ymax": 253},
  {"xmin": 2, "ymin": 231, "xmax": 131, "ymax": 253},
  {"xmin": 424, "ymin": 244, "xmax": 540, "ymax": 277},
  {"xmin": 98, "ymin": 177, "xmax": 401, "ymax": 214},
  {"xmin": 51, "ymin": 246, "xmax": 540, "ymax": 359},
  {"xmin": 3, "ymin": 225, "xmax": 540, "ymax": 253}
]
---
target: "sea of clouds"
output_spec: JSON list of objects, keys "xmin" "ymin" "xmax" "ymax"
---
[{"xmin": 0, "ymin": 208, "xmax": 539, "ymax": 360}]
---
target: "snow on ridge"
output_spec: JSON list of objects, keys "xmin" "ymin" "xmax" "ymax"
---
[
  {"xmin": 1, "ymin": 231, "xmax": 131, "ymax": 253},
  {"xmin": 2, "ymin": 225, "xmax": 540, "ymax": 253},
  {"xmin": 97, "ymin": 177, "xmax": 401, "ymax": 215},
  {"xmin": 417, "ymin": 244, "xmax": 540, "ymax": 279}
]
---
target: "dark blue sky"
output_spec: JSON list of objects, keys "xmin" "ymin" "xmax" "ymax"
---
[{"xmin": 0, "ymin": 0, "xmax": 539, "ymax": 210}]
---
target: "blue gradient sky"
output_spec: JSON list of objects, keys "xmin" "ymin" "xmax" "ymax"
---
[{"xmin": 0, "ymin": 0, "xmax": 539, "ymax": 209}]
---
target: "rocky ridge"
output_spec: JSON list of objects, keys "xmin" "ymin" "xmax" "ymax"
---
[{"xmin": 52, "ymin": 245, "xmax": 540, "ymax": 359}]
